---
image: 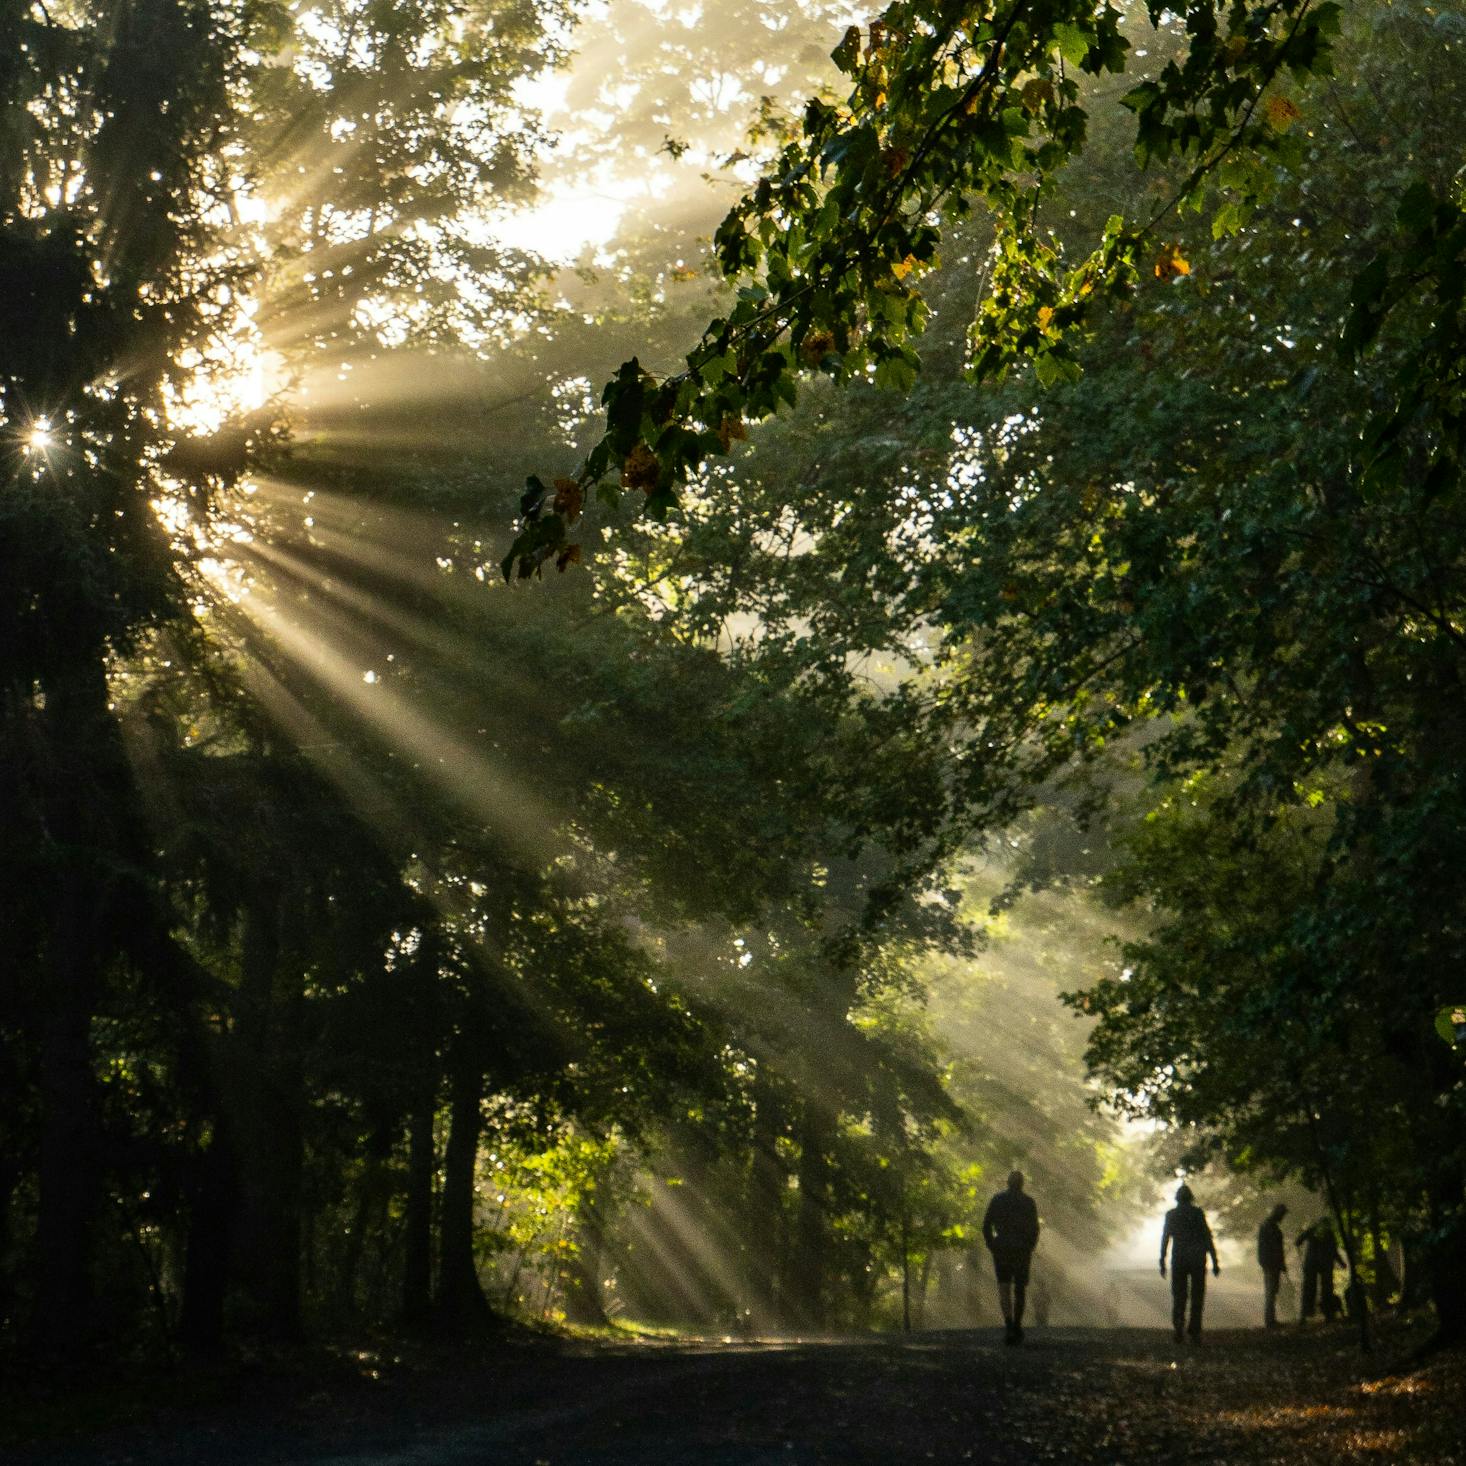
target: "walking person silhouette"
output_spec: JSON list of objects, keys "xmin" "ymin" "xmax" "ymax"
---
[
  {"xmin": 982, "ymin": 1170, "xmax": 1040, "ymax": 1345},
  {"xmin": 1159, "ymin": 1184, "xmax": 1220, "ymax": 1344},
  {"xmin": 1257, "ymin": 1202, "xmax": 1288, "ymax": 1329},
  {"xmin": 1296, "ymin": 1218, "xmax": 1345, "ymax": 1324}
]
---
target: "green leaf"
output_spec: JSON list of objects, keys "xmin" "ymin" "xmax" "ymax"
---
[
  {"xmin": 1211, "ymin": 199, "xmax": 1253, "ymax": 239},
  {"xmin": 1053, "ymin": 22, "xmax": 1091, "ymax": 69},
  {"xmin": 831, "ymin": 25, "xmax": 861, "ymax": 75},
  {"xmin": 1396, "ymin": 179, "xmax": 1437, "ymax": 236},
  {"xmin": 873, "ymin": 354, "xmax": 917, "ymax": 392},
  {"xmin": 1033, "ymin": 350, "xmax": 1081, "ymax": 388},
  {"xmin": 699, "ymin": 349, "xmax": 736, "ymax": 387}
]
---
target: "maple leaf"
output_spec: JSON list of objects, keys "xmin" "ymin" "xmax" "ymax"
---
[
  {"xmin": 1021, "ymin": 78, "xmax": 1055, "ymax": 113},
  {"xmin": 831, "ymin": 25, "xmax": 861, "ymax": 74},
  {"xmin": 620, "ymin": 442, "xmax": 660, "ymax": 493},
  {"xmin": 552, "ymin": 477, "xmax": 583, "ymax": 523},
  {"xmin": 1265, "ymin": 95, "xmax": 1301, "ymax": 132}
]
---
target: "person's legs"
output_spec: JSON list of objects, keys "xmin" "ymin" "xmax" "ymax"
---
[
  {"xmin": 1187, "ymin": 1264, "xmax": 1206, "ymax": 1338},
  {"xmin": 1264, "ymin": 1267, "xmax": 1280, "ymax": 1328},
  {"xmin": 1171, "ymin": 1268, "xmax": 1188, "ymax": 1341},
  {"xmin": 995, "ymin": 1256, "xmax": 1015, "ymax": 1339},
  {"xmin": 1301, "ymin": 1265, "xmax": 1319, "ymax": 1321},
  {"xmin": 1011, "ymin": 1254, "xmax": 1030, "ymax": 1341}
]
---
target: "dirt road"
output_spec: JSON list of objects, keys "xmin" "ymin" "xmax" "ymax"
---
[{"xmin": 5, "ymin": 1322, "xmax": 1459, "ymax": 1465}]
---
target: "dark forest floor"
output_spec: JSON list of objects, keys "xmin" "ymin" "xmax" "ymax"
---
[{"xmin": 3, "ymin": 1316, "xmax": 1460, "ymax": 1465}]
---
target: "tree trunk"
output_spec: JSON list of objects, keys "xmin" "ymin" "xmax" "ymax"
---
[
  {"xmin": 225, "ymin": 899, "xmax": 304, "ymax": 1339},
  {"xmin": 790, "ymin": 1101, "xmax": 834, "ymax": 1330},
  {"xmin": 916, "ymin": 1251, "xmax": 933, "ymax": 1331},
  {"xmin": 1425, "ymin": 1173, "xmax": 1466, "ymax": 1348},
  {"xmin": 401, "ymin": 1088, "xmax": 436, "ymax": 1324},
  {"xmin": 32, "ymin": 949, "xmax": 100, "ymax": 1357},
  {"xmin": 560, "ymin": 1197, "xmax": 610, "ymax": 1327},
  {"xmin": 179, "ymin": 1129, "xmax": 234, "ymax": 1349},
  {"xmin": 747, "ymin": 1070, "xmax": 787, "ymax": 1327},
  {"xmin": 1419, "ymin": 1037, "xmax": 1466, "ymax": 1347},
  {"xmin": 334, "ymin": 1165, "xmax": 377, "ymax": 1319},
  {"xmin": 29, "ymin": 657, "xmax": 122, "ymax": 1358},
  {"xmin": 0, "ymin": 1154, "xmax": 19, "ymax": 1332},
  {"xmin": 1305, "ymin": 1106, "xmax": 1372, "ymax": 1352},
  {"xmin": 900, "ymin": 1205, "xmax": 911, "ymax": 1333},
  {"xmin": 435, "ymin": 1045, "xmax": 489, "ymax": 1328}
]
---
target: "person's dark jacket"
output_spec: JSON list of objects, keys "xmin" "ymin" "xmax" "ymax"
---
[
  {"xmin": 982, "ymin": 1190, "xmax": 1039, "ymax": 1258},
  {"xmin": 1257, "ymin": 1218, "xmax": 1286, "ymax": 1271},
  {"xmin": 1298, "ymin": 1225, "xmax": 1343, "ymax": 1274},
  {"xmin": 1161, "ymin": 1201, "xmax": 1218, "ymax": 1270}
]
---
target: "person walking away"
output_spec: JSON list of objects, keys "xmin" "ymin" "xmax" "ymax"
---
[
  {"xmin": 1297, "ymin": 1219, "xmax": 1344, "ymax": 1324},
  {"xmin": 1159, "ymin": 1184, "xmax": 1220, "ymax": 1344},
  {"xmin": 983, "ymin": 1170, "xmax": 1040, "ymax": 1345},
  {"xmin": 1257, "ymin": 1202, "xmax": 1288, "ymax": 1329}
]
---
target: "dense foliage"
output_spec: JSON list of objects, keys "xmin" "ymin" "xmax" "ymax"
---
[
  {"xmin": 0, "ymin": 0, "xmax": 1138, "ymax": 1364},
  {"xmin": 539, "ymin": 0, "xmax": 1466, "ymax": 1343},
  {"xmin": 5, "ymin": 0, "xmax": 1464, "ymax": 1372}
]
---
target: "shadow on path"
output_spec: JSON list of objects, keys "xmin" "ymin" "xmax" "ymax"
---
[{"xmin": 6, "ymin": 1322, "xmax": 1460, "ymax": 1465}]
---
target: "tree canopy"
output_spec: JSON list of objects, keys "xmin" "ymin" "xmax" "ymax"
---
[
  {"xmin": 4, "ymin": 0, "xmax": 1466, "ymax": 1370},
  {"xmin": 505, "ymin": 0, "xmax": 1466, "ymax": 1343}
]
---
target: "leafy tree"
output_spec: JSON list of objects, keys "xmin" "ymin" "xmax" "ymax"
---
[
  {"xmin": 0, "ymin": 0, "xmax": 569, "ymax": 1353},
  {"xmin": 506, "ymin": 0, "xmax": 1342, "ymax": 572},
  {"xmin": 1, "ymin": 0, "xmax": 253, "ymax": 1354},
  {"xmin": 510, "ymin": 0, "xmax": 1466, "ymax": 1345}
]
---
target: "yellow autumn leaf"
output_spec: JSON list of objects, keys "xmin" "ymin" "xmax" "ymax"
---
[
  {"xmin": 1265, "ymin": 94, "xmax": 1301, "ymax": 132},
  {"xmin": 1154, "ymin": 245, "xmax": 1191, "ymax": 282},
  {"xmin": 1037, "ymin": 304, "xmax": 1056, "ymax": 333}
]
